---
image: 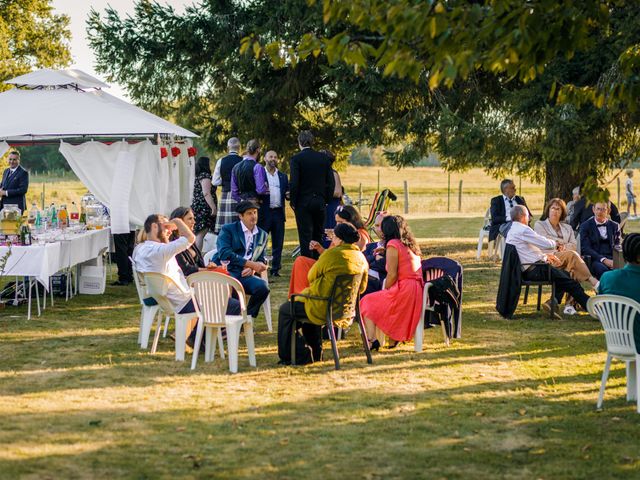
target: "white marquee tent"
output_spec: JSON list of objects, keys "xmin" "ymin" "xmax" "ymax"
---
[{"xmin": 0, "ymin": 69, "xmax": 198, "ymax": 233}]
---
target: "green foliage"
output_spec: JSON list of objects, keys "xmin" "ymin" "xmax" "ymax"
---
[
  {"xmin": 0, "ymin": 0, "xmax": 71, "ymax": 90},
  {"xmin": 16, "ymin": 144, "xmax": 71, "ymax": 172}
]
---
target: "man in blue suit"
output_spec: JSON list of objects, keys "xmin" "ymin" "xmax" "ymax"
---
[
  {"xmin": 213, "ymin": 201, "xmax": 270, "ymax": 318},
  {"xmin": 259, "ymin": 150, "xmax": 289, "ymax": 277},
  {"xmin": 0, "ymin": 150, "xmax": 29, "ymax": 213},
  {"xmin": 580, "ymin": 201, "xmax": 622, "ymax": 280}
]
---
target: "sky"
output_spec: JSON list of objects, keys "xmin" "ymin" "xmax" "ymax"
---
[{"xmin": 51, "ymin": 0, "xmax": 192, "ymax": 100}]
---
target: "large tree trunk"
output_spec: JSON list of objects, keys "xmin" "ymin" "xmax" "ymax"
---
[{"xmin": 544, "ymin": 162, "xmax": 583, "ymax": 204}]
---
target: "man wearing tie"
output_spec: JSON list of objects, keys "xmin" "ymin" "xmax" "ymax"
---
[
  {"xmin": 289, "ymin": 130, "xmax": 335, "ymax": 259},
  {"xmin": 212, "ymin": 201, "xmax": 270, "ymax": 319},
  {"xmin": 0, "ymin": 150, "xmax": 29, "ymax": 213},
  {"xmin": 580, "ymin": 201, "xmax": 622, "ymax": 279},
  {"xmin": 489, "ymin": 179, "xmax": 530, "ymax": 242},
  {"xmin": 260, "ymin": 150, "xmax": 289, "ymax": 277}
]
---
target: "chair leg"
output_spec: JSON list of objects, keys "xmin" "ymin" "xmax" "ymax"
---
[
  {"xmin": 413, "ymin": 316, "xmax": 424, "ymax": 353},
  {"xmin": 358, "ymin": 315, "xmax": 373, "ymax": 364},
  {"xmin": 440, "ymin": 319, "xmax": 450, "ymax": 347},
  {"xmin": 636, "ymin": 355, "xmax": 640, "ymax": 414},
  {"xmin": 627, "ymin": 360, "xmax": 638, "ymax": 402},
  {"xmin": 523, "ymin": 285, "xmax": 529, "ymax": 305},
  {"xmin": 190, "ymin": 319, "xmax": 205, "ymax": 370},
  {"xmin": 174, "ymin": 316, "xmax": 190, "ymax": 362},
  {"xmin": 226, "ymin": 322, "xmax": 241, "ymax": 373},
  {"xmin": 536, "ymin": 285, "xmax": 542, "ymax": 311},
  {"xmin": 244, "ymin": 321, "xmax": 257, "ymax": 368},
  {"xmin": 264, "ymin": 294, "xmax": 273, "ymax": 332},
  {"xmin": 476, "ymin": 232, "xmax": 484, "ymax": 259},
  {"xmin": 33, "ymin": 280, "xmax": 40, "ymax": 317},
  {"xmin": 550, "ymin": 283, "xmax": 556, "ymax": 319},
  {"xmin": 327, "ymin": 319, "xmax": 340, "ymax": 370},
  {"xmin": 218, "ymin": 328, "xmax": 226, "ymax": 359},
  {"xmin": 140, "ymin": 307, "xmax": 158, "ymax": 349},
  {"xmin": 163, "ymin": 316, "xmax": 170, "ymax": 337},
  {"xmin": 150, "ymin": 314, "xmax": 163, "ymax": 354},
  {"xmin": 204, "ymin": 326, "xmax": 213, "ymax": 362},
  {"xmin": 597, "ymin": 354, "xmax": 612, "ymax": 409}
]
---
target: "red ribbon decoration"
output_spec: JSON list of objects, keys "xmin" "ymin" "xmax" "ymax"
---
[
  {"xmin": 187, "ymin": 146, "xmax": 197, "ymax": 157},
  {"xmin": 171, "ymin": 146, "xmax": 181, "ymax": 157},
  {"xmin": 160, "ymin": 147, "xmax": 168, "ymax": 158}
]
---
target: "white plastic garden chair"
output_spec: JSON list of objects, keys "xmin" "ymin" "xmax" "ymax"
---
[
  {"xmin": 143, "ymin": 272, "xmax": 201, "ymax": 362},
  {"xmin": 187, "ymin": 271, "xmax": 256, "ymax": 373},
  {"xmin": 476, "ymin": 208, "xmax": 492, "ymax": 259},
  {"xmin": 129, "ymin": 257, "xmax": 168, "ymax": 348},
  {"xmin": 587, "ymin": 295, "xmax": 640, "ymax": 413}
]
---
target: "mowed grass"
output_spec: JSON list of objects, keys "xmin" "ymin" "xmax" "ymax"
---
[{"xmin": 1, "ymin": 216, "xmax": 640, "ymax": 479}]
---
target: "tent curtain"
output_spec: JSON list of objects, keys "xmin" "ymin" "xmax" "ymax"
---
[
  {"xmin": 59, "ymin": 140, "xmax": 190, "ymax": 230},
  {"xmin": 0, "ymin": 141, "xmax": 9, "ymax": 158}
]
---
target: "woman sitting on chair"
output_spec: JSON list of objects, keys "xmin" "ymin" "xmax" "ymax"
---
[
  {"xmin": 277, "ymin": 223, "xmax": 368, "ymax": 365},
  {"xmin": 360, "ymin": 215, "xmax": 424, "ymax": 350},
  {"xmin": 289, "ymin": 205, "xmax": 371, "ymax": 297},
  {"xmin": 169, "ymin": 207, "xmax": 216, "ymax": 276},
  {"xmin": 533, "ymin": 198, "xmax": 598, "ymax": 289}
]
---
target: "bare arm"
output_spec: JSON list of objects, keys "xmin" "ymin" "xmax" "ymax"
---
[
  {"xmin": 200, "ymin": 177, "xmax": 217, "ymax": 214},
  {"xmin": 172, "ymin": 218, "xmax": 195, "ymax": 245},
  {"xmin": 333, "ymin": 171, "xmax": 342, "ymax": 198},
  {"xmin": 384, "ymin": 245, "xmax": 399, "ymax": 289}
]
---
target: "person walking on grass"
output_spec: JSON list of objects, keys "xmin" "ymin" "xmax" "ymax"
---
[{"xmin": 626, "ymin": 169, "xmax": 637, "ymax": 219}]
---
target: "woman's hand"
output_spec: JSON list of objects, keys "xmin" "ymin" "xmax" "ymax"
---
[{"xmin": 309, "ymin": 240, "xmax": 325, "ymax": 254}]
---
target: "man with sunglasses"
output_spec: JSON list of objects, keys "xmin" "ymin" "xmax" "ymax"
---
[{"xmin": 0, "ymin": 150, "xmax": 29, "ymax": 213}]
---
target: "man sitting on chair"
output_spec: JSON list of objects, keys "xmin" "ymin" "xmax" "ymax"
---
[
  {"xmin": 489, "ymin": 179, "xmax": 530, "ymax": 242},
  {"xmin": 506, "ymin": 205, "xmax": 590, "ymax": 318},
  {"xmin": 212, "ymin": 200, "xmax": 270, "ymax": 319},
  {"xmin": 579, "ymin": 201, "xmax": 622, "ymax": 280}
]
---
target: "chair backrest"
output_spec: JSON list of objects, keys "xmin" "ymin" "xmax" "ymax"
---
[
  {"xmin": 587, "ymin": 295, "xmax": 640, "ymax": 357},
  {"xmin": 363, "ymin": 192, "xmax": 381, "ymax": 226},
  {"xmin": 143, "ymin": 272, "xmax": 187, "ymax": 315},
  {"xmin": 482, "ymin": 208, "xmax": 492, "ymax": 228},
  {"xmin": 129, "ymin": 257, "xmax": 146, "ymax": 305},
  {"xmin": 326, "ymin": 272, "xmax": 364, "ymax": 324},
  {"xmin": 422, "ymin": 257, "xmax": 462, "ymax": 288},
  {"xmin": 187, "ymin": 271, "xmax": 247, "ymax": 326}
]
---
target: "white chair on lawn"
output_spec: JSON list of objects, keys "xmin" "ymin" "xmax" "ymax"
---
[
  {"xmin": 415, "ymin": 268, "xmax": 451, "ymax": 352},
  {"xmin": 129, "ymin": 257, "xmax": 167, "ymax": 348},
  {"xmin": 143, "ymin": 272, "xmax": 201, "ymax": 362},
  {"xmin": 476, "ymin": 208, "xmax": 492, "ymax": 259},
  {"xmin": 587, "ymin": 295, "xmax": 640, "ymax": 413},
  {"xmin": 188, "ymin": 271, "xmax": 256, "ymax": 373}
]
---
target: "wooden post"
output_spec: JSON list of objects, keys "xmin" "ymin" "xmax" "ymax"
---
[
  {"xmin": 447, "ymin": 172, "xmax": 451, "ymax": 212},
  {"xmin": 403, "ymin": 180, "xmax": 409, "ymax": 214},
  {"xmin": 617, "ymin": 177, "xmax": 621, "ymax": 207},
  {"xmin": 377, "ymin": 169, "xmax": 380, "ymax": 192},
  {"xmin": 358, "ymin": 183, "xmax": 363, "ymax": 212},
  {"xmin": 458, "ymin": 180, "xmax": 463, "ymax": 212}
]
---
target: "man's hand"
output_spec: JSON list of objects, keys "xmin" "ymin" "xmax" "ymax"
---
[
  {"xmin": 547, "ymin": 254, "xmax": 562, "ymax": 267},
  {"xmin": 602, "ymin": 258, "xmax": 614, "ymax": 269},
  {"xmin": 0, "ymin": 189, "xmax": 5, "ymax": 196},
  {"xmin": 556, "ymin": 241, "xmax": 566, "ymax": 252},
  {"xmin": 241, "ymin": 267, "xmax": 253, "ymax": 277},
  {"xmin": 246, "ymin": 261, "xmax": 267, "ymax": 273}
]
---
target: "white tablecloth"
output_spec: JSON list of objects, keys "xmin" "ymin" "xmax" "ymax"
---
[{"xmin": 0, "ymin": 229, "xmax": 111, "ymax": 289}]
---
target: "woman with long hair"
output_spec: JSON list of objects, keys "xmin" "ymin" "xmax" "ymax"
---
[
  {"xmin": 169, "ymin": 206, "xmax": 208, "ymax": 276},
  {"xmin": 191, "ymin": 156, "xmax": 217, "ymax": 250},
  {"xmin": 360, "ymin": 215, "xmax": 424, "ymax": 350}
]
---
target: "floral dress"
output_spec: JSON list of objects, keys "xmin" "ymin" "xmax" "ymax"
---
[{"xmin": 191, "ymin": 171, "xmax": 216, "ymax": 233}]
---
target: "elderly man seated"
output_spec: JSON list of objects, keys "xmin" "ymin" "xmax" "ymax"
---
[
  {"xmin": 506, "ymin": 205, "xmax": 590, "ymax": 318},
  {"xmin": 489, "ymin": 179, "xmax": 530, "ymax": 242},
  {"xmin": 579, "ymin": 201, "xmax": 622, "ymax": 280}
]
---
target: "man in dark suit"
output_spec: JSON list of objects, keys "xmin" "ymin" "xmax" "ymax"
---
[
  {"xmin": 259, "ymin": 150, "xmax": 289, "ymax": 277},
  {"xmin": 289, "ymin": 130, "xmax": 335, "ymax": 259},
  {"xmin": 212, "ymin": 201, "xmax": 270, "ymax": 318},
  {"xmin": 570, "ymin": 194, "xmax": 621, "ymax": 230},
  {"xmin": 489, "ymin": 179, "xmax": 530, "ymax": 242},
  {"xmin": 0, "ymin": 150, "xmax": 29, "ymax": 212},
  {"xmin": 579, "ymin": 201, "xmax": 622, "ymax": 279}
]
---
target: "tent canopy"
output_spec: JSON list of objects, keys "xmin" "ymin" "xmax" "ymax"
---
[{"xmin": 0, "ymin": 69, "xmax": 197, "ymax": 141}]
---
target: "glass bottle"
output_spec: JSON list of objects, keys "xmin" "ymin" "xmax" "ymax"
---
[
  {"xmin": 58, "ymin": 204, "xmax": 68, "ymax": 228},
  {"xmin": 70, "ymin": 201, "xmax": 80, "ymax": 225}
]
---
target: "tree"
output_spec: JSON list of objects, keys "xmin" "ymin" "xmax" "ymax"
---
[{"xmin": 0, "ymin": 0, "xmax": 71, "ymax": 90}]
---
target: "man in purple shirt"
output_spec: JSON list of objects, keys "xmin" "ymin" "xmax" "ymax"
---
[{"xmin": 230, "ymin": 139, "xmax": 269, "ymax": 203}]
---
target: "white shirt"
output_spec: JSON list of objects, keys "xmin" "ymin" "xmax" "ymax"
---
[
  {"xmin": 240, "ymin": 221, "xmax": 259, "ymax": 260},
  {"xmin": 266, "ymin": 169, "xmax": 282, "ymax": 208},
  {"xmin": 212, "ymin": 151, "xmax": 238, "ymax": 186},
  {"xmin": 506, "ymin": 221, "xmax": 556, "ymax": 270},
  {"xmin": 595, "ymin": 219, "xmax": 608, "ymax": 240},
  {"xmin": 132, "ymin": 237, "xmax": 192, "ymax": 311},
  {"xmin": 503, "ymin": 195, "xmax": 516, "ymax": 221},
  {"xmin": 627, "ymin": 178, "xmax": 634, "ymax": 195}
]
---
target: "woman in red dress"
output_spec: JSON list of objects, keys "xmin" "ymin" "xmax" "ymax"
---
[{"xmin": 360, "ymin": 215, "xmax": 424, "ymax": 350}]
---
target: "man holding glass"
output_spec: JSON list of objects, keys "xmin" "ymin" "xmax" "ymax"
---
[{"xmin": 212, "ymin": 201, "xmax": 270, "ymax": 319}]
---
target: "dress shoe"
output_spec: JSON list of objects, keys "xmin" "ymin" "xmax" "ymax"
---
[
  {"xmin": 110, "ymin": 280, "xmax": 130, "ymax": 286},
  {"xmin": 542, "ymin": 299, "xmax": 562, "ymax": 320},
  {"xmin": 270, "ymin": 271, "xmax": 281, "ymax": 277},
  {"xmin": 369, "ymin": 340, "xmax": 380, "ymax": 352}
]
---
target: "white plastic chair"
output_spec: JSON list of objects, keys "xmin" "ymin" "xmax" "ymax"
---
[
  {"xmin": 188, "ymin": 271, "xmax": 256, "ymax": 373},
  {"xmin": 476, "ymin": 208, "xmax": 502, "ymax": 260},
  {"xmin": 415, "ymin": 268, "xmax": 451, "ymax": 352},
  {"xmin": 143, "ymin": 272, "xmax": 201, "ymax": 362},
  {"xmin": 129, "ymin": 257, "xmax": 168, "ymax": 348},
  {"xmin": 587, "ymin": 295, "xmax": 640, "ymax": 413},
  {"xmin": 259, "ymin": 269, "xmax": 273, "ymax": 332}
]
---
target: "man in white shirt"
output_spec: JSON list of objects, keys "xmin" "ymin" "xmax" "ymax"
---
[
  {"xmin": 507, "ymin": 205, "xmax": 590, "ymax": 317},
  {"xmin": 258, "ymin": 150, "xmax": 289, "ymax": 276}
]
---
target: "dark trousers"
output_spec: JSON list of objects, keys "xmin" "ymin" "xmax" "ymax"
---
[
  {"xmin": 295, "ymin": 196, "xmax": 326, "ymax": 259},
  {"xmin": 589, "ymin": 258, "xmax": 612, "ymax": 280},
  {"xmin": 523, "ymin": 264, "xmax": 590, "ymax": 309},
  {"xmin": 259, "ymin": 207, "xmax": 285, "ymax": 273},
  {"xmin": 231, "ymin": 273, "xmax": 270, "ymax": 317},
  {"xmin": 113, "ymin": 231, "xmax": 135, "ymax": 283},
  {"xmin": 277, "ymin": 301, "xmax": 322, "ymax": 363}
]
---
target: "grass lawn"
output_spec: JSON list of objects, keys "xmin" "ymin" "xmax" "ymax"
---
[{"xmin": 1, "ymin": 215, "xmax": 640, "ymax": 479}]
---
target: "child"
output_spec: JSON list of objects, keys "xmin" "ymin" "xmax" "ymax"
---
[{"xmin": 626, "ymin": 169, "xmax": 637, "ymax": 219}]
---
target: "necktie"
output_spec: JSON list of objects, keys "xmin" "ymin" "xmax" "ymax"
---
[
  {"xmin": 247, "ymin": 234, "xmax": 255, "ymax": 257},
  {"xmin": 508, "ymin": 198, "xmax": 514, "ymax": 208}
]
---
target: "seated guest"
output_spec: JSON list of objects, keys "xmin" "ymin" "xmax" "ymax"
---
[
  {"xmin": 579, "ymin": 202, "xmax": 621, "ymax": 280},
  {"xmin": 277, "ymin": 223, "xmax": 368, "ymax": 365},
  {"xmin": 288, "ymin": 206, "xmax": 371, "ymax": 297},
  {"xmin": 169, "ymin": 207, "xmax": 208, "ymax": 276},
  {"xmin": 212, "ymin": 200, "xmax": 270, "ymax": 319},
  {"xmin": 570, "ymin": 194, "xmax": 621, "ymax": 230},
  {"xmin": 599, "ymin": 234, "xmax": 640, "ymax": 302},
  {"xmin": 361, "ymin": 215, "xmax": 424, "ymax": 350},
  {"xmin": 534, "ymin": 198, "xmax": 598, "ymax": 288},
  {"xmin": 362, "ymin": 211, "xmax": 389, "ymax": 296},
  {"xmin": 507, "ymin": 205, "xmax": 590, "ymax": 318},
  {"xmin": 489, "ymin": 179, "xmax": 530, "ymax": 242},
  {"xmin": 566, "ymin": 186, "xmax": 581, "ymax": 225}
]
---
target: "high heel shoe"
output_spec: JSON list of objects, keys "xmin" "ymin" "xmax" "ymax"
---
[
  {"xmin": 369, "ymin": 340, "xmax": 380, "ymax": 352},
  {"xmin": 386, "ymin": 340, "xmax": 402, "ymax": 349}
]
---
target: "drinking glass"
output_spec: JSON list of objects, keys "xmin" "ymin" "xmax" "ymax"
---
[{"xmin": 221, "ymin": 260, "xmax": 230, "ymax": 271}]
